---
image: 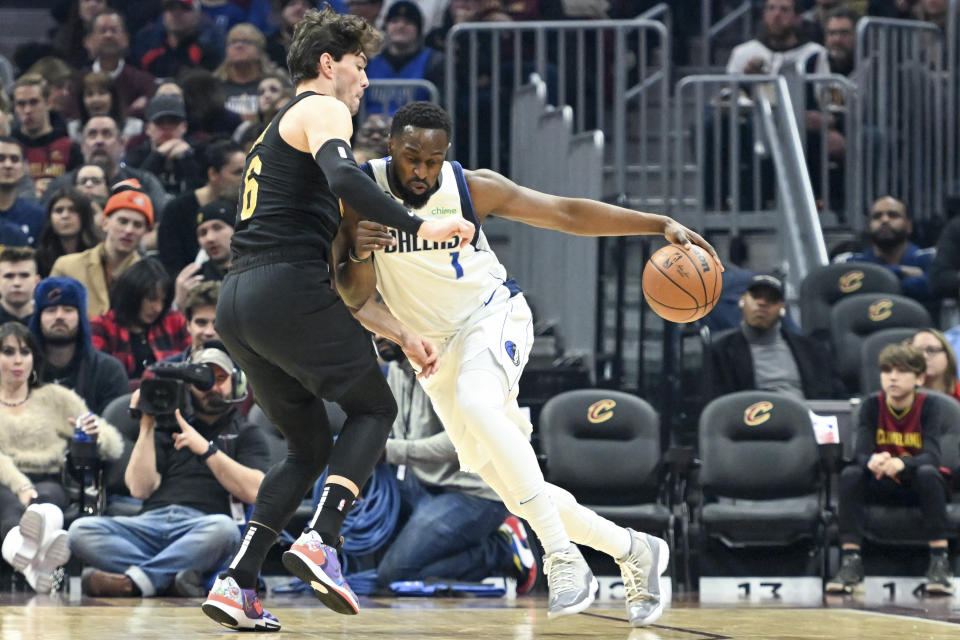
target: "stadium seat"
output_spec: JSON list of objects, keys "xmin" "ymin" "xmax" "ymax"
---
[
  {"xmin": 800, "ymin": 263, "xmax": 901, "ymax": 343},
  {"xmin": 538, "ymin": 389, "xmax": 676, "ymax": 578},
  {"xmin": 695, "ymin": 390, "xmax": 829, "ymax": 578},
  {"xmin": 829, "ymin": 293, "xmax": 932, "ymax": 394}
]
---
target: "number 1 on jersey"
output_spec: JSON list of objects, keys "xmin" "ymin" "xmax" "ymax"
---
[
  {"xmin": 449, "ymin": 251, "xmax": 464, "ymax": 279},
  {"xmin": 240, "ymin": 156, "xmax": 263, "ymax": 221}
]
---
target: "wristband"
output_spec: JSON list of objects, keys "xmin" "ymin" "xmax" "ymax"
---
[
  {"xmin": 198, "ymin": 440, "xmax": 219, "ymax": 462},
  {"xmin": 349, "ymin": 248, "xmax": 372, "ymax": 263}
]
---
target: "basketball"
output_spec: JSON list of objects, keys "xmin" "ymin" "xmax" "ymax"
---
[{"xmin": 642, "ymin": 244, "xmax": 722, "ymax": 323}]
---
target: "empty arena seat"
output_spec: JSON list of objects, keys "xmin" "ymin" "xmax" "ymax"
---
[
  {"xmin": 538, "ymin": 389, "xmax": 675, "ymax": 568},
  {"xmin": 800, "ymin": 263, "xmax": 901, "ymax": 342},
  {"xmin": 696, "ymin": 391, "xmax": 828, "ymax": 577}
]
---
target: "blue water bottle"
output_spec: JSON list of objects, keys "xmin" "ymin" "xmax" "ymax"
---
[{"xmin": 74, "ymin": 413, "xmax": 93, "ymax": 442}]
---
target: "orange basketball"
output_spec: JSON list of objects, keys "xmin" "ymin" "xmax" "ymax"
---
[{"xmin": 642, "ymin": 244, "xmax": 722, "ymax": 323}]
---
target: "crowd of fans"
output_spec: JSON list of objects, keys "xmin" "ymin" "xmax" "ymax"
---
[{"xmin": 0, "ymin": 0, "xmax": 956, "ymax": 601}]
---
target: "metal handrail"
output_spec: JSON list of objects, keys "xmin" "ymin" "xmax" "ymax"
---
[
  {"xmin": 701, "ymin": 0, "xmax": 753, "ymax": 68},
  {"xmin": 948, "ymin": 0, "xmax": 959, "ymax": 191}
]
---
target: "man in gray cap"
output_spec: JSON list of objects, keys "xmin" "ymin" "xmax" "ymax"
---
[
  {"xmin": 707, "ymin": 273, "xmax": 846, "ymax": 400},
  {"xmin": 68, "ymin": 341, "xmax": 270, "ymax": 598},
  {"xmin": 125, "ymin": 93, "xmax": 202, "ymax": 195}
]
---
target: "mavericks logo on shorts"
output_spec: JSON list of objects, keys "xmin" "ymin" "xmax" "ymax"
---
[{"xmin": 504, "ymin": 341, "xmax": 521, "ymax": 366}]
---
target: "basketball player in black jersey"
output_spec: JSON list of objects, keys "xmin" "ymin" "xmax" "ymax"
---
[{"xmin": 200, "ymin": 9, "xmax": 474, "ymax": 632}]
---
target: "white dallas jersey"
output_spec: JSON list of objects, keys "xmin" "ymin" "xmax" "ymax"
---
[{"xmin": 365, "ymin": 158, "xmax": 517, "ymax": 341}]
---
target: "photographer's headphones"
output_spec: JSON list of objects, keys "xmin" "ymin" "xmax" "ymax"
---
[{"xmin": 191, "ymin": 340, "xmax": 249, "ymax": 403}]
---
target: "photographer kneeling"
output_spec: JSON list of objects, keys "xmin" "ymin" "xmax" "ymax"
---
[{"xmin": 68, "ymin": 342, "xmax": 271, "ymax": 597}]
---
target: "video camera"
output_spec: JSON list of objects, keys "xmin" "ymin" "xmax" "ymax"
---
[{"xmin": 139, "ymin": 361, "xmax": 216, "ymax": 430}]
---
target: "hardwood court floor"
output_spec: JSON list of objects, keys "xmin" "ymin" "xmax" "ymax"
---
[{"xmin": 2, "ymin": 593, "xmax": 960, "ymax": 640}]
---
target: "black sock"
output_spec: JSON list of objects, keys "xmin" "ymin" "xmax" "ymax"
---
[
  {"xmin": 225, "ymin": 523, "xmax": 278, "ymax": 589},
  {"xmin": 842, "ymin": 547, "xmax": 861, "ymax": 558},
  {"xmin": 930, "ymin": 546, "xmax": 948, "ymax": 558},
  {"xmin": 311, "ymin": 483, "xmax": 356, "ymax": 544}
]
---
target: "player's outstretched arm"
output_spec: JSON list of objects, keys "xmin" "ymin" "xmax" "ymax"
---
[
  {"xmin": 466, "ymin": 169, "xmax": 723, "ymax": 268},
  {"xmin": 351, "ymin": 297, "xmax": 440, "ymax": 378}
]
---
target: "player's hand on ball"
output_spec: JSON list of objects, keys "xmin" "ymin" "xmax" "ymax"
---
[
  {"xmin": 355, "ymin": 220, "xmax": 396, "ymax": 259},
  {"xmin": 418, "ymin": 217, "xmax": 475, "ymax": 249},
  {"xmin": 663, "ymin": 220, "xmax": 724, "ymax": 271}
]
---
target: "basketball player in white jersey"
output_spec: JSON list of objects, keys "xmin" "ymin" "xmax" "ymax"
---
[{"xmin": 334, "ymin": 102, "xmax": 722, "ymax": 625}]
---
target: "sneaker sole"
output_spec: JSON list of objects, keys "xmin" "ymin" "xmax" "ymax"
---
[
  {"xmin": 201, "ymin": 599, "xmax": 281, "ymax": 632},
  {"xmin": 631, "ymin": 535, "xmax": 670, "ymax": 627},
  {"xmin": 547, "ymin": 576, "xmax": 598, "ymax": 620},
  {"xmin": 33, "ymin": 531, "xmax": 70, "ymax": 593},
  {"xmin": 824, "ymin": 582, "xmax": 862, "ymax": 595},
  {"xmin": 924, "ymin": 584, "xmax": 954, "ymax": 596},
  {"xmin": 14, "ymin": 511, "xmax": 45, "ymax": 570},
  {"xmin": 282, "ymin": 549, "xmax": 359, "ymax": 615}
]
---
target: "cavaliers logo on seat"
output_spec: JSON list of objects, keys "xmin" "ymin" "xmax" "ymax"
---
[
  {"xmin": 743, "ymin": 401, "xmax": 773, "ymax": 426},
  {"xmin": 838, "ymin": 270, "xmax": 864, "ymax": 293},
  {"xmin": 868, "ymin": 299, "xmax": 893, "ymax": 322},
  {"xmin": 587, "ymin": 399, "xmax": 616, "ymax": 424}
]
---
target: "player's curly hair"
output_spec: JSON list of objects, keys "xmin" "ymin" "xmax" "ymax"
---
[
  {"xmin": 287, "ymin": 6, "xmax": 383, "ymax": 85},
  {"xmin": 391, "ymin": 102, "xmax": 452, "ymax": 139}
]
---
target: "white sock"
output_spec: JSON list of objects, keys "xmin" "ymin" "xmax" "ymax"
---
[{"xmin": 548, "ymin": 485, "xmax": 632, "ymax": 559}]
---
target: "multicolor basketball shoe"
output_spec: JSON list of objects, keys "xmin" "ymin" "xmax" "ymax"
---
[
  {"xmin": 282, "ymin": 529, "xmax": 359, "ymax": 615},
  {"xmin": 201, "ymin": 575, "xmax": 280, "ymax": 632}
]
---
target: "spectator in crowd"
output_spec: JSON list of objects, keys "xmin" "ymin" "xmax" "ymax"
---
[
  {"xmin": 0, "ymin": 137, "xmax": 40, "ymax": 248},
  {"xmin": 833, "ymin": 196, "xmax": 935, "ymax": 304},
  {"xmin": 346, "ymin": 0, "xmax": 385, "ymax": 26},
  {"xmin": 24, "ymin": 57, "xmax": 77, "ymax": 125},
  {"xmin": 727, "ymin": 0, "xmax": 828, "ymax": 75},
  {"xmin": 352, "ymin": 112, "xmax": 391, "ymax": 164},
  {"xmin": 30, "ymin": 276, "xmax": 129, "ymax": 415},
  {"xmin": 170, "ymin": 200, "xmax": 234, "ymax": 311},
  {"xmin": 157, "ymin": 139, "xmax": 244, "ymax": 277},
  {"xmin": 78, "ymin": 9, "xmax": 157, "ymax": 119},
  {"xmin": 798, "ymin": 0, "xmax": 850, "ymax": 44},
  {"xmin": 215, "ymin": 23, "xmax": 279, "ymax": 120},
  {"xmin": 194, "ymin": 200, "xmax": 234, "ymax": 282},
  {"xmin": 0, "ymin": 54, "xmax": 13, "ymax": 91},
  {"xmin": 125, "ymin": 94, "xmax": 203, "ymax": 196},
  {"xmin": 910, "ymin": 329, "xmax": 960, "ymax": 402},
  {"xmin": 42, "ymin": 116, "xmax": 170, "ymax": 218},
  {"xmin": 914, "ymin": 0, "xmax": 949, "ymax": 33},
  {"xmin": 177, "ymin": 68, "xmax": 243, "ymax": 145},
  {"xmin": 0, "ymin": 321, "xmax": 124, "ymax": 591},
  {"xmin": 50, "ymin": 187, "xmax": 152, "ymax": 319},
  {"xmin": 824, "ymin": 8, "xmax": 857, "ymax": 77},
  {"xmin": 90, "ymin": 258, "xmax": 190, "ymax": 380},
  {"xmin": 708, "ymin": 274, "xmax": 846, "ymax": 400},
  {"xmin": 826, "ymin": 343, "xmax": 954, "ymax": 595},
  {"xmin": 166, "ymin": 280, "xmax": 220, "ymax": 363},
  {"xmin": 266, "ymin": 0, "xmax": 316, "ymax": 68},
  {"xmin": 35, "ymin": 189, "xmax": 99, "ymax": 278},
  {"xmin": 201, "ymin": 0, "xmax": 274, "ymax": 37},
  {"xmin": 425, "ymin": 0, "xmax": 512, "ymax": 52},
  {"xmin": 136, "ymin": 0, "xmax": 224, "ymax": 78},
  {"xmin": 72, "ymin": 163, "xmax": 110, "ymax": 227},
  {"xmin": 0, "ymin": 248, "xmax": 41, "ymax": 326},
  {"xmin": 375, "ymin": 343, "xmax": 537, "ymax": 592},
  {"xmin": 11, "ymin": 75, "xmax": 84, "ymax": 199},
  {"xmin": 930, "ymin": 209, "xmax": 960, "ymax": 302},
  {"xmin": 52, "ymin": 0, "xmax": 108, "ymax": 68},
  {"xmin": 68, "ymin": 72, "xmax": 144, "ymax": 142},
  {"xmin": 231, "ymin": 71, "xmax": 294, "ymax": 144},
  {"xmin": 364, "ymin": 2, "xmax": 445, "ymax": 116},
  {"xmin": 69, "ymin": 342, "xmax": 269, "ymax": 597}
]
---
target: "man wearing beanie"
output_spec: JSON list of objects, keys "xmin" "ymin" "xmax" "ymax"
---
[
  {"xmin": 49, "ymin": 186, "xmax": 153, "ymax": 318},
  {"xmin": 364, "ymin": 1, "xmax": 445, "ymax": 115},
  {"xmin": 195, "ymin": 200, "xmax": 235, "ymax": 281},
  {"xmin": 29, "ymin": 276, "xmax": 128, "ymax": 414},
  {"xmin": 172, "ymin": 200, "xmax": 235, "ymax": 311}
]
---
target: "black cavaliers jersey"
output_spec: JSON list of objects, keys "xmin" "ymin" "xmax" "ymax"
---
[{"xmin": 231, "ymin": 91, "xmax": 340, "ymax": 257}]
